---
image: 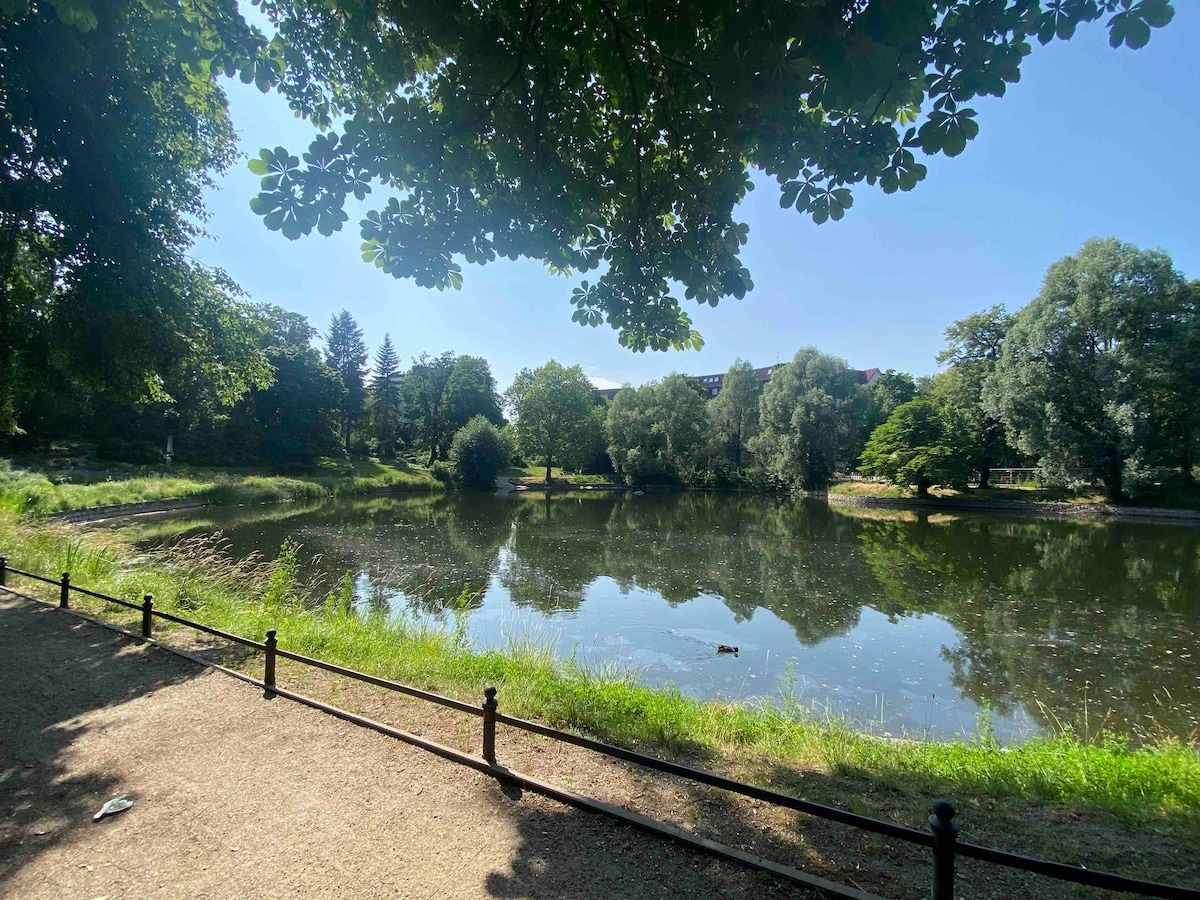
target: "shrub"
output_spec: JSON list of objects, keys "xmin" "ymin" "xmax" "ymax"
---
[
  {"xmin": 449, "ymin": 416, "xmax": 506, "ymax": 489},
  {"xmin": 429, "ymin": 460, "xmax": 455, "ymax": 483}
]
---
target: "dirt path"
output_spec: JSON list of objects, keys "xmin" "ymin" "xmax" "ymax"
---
[{"xmin": 0, "ymin": 595, "xmax": 795, "ymax": 900}]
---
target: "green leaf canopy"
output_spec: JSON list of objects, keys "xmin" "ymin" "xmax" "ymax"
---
[{"xmin": 249, "ymin": 0, "xmax": 1173, "ymax": 350}]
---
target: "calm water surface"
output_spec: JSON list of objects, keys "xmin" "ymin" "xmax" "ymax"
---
[{"xmin": 129, "ymin": 492, "xmax": 1200, "ymax": 743}]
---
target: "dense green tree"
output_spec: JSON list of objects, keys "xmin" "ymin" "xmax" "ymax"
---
[
  {"xmin": 1139, "ymin": 279, "xmax": 1200, "ymax": 484},
  {"xmin": 369, "ymin": 334, "xmax": 404, "ymax": 456},
  {"xmin": 324, "ymin": 310, "xmax": 368, "ymax": 454},
  {"xmin": 870, "ymin": 370, "xmax": 919, "ymax": 418},
  {"xmin": 511, "ymin": 361, "xmax": 596, "ymax": 483},
  {"xmin": 251, "ymin": 309, "xmax": 342, "ymax": 463},
  {"xmin": 449, "ymin": 416, "xmax": 507, "ymax": 490},
  {"xmin": 935, "ymin": 305, "xmax": 1014, "ymax": 487},
  {"xmin": 193, "ymin": 306, "xmax": 339, "ymax": 465},
  {"xmin": 574, "ymin": 404, "xmax": 613, "ymax": 476},
  {"xmin": 0, "ymin": 0, "xmax": 279, "ymax": 434},
  {"xmin": 402, "ymin": 351, "xmax": 457, "ymax": 463},
  {"xmin": 852, "ymin": 369, "xmax": 918, "ymax": 465},
  {"xmin": 606, "ymin": 385, "xmax": 663, "ymax": 483},
  {"xmin": 147, "ymin": 271, "xmax": 274, "ymax": 458},
  {"xmin": 248, "ymin": 0, "xmax": 1173, "ymax": 350},
  {"xmin": 707, "ymin": 359, "xmax": 760, "ymax": 472},
  {"xmin": 984, "ymin": 238, "xmax": 1188, "ymax": 500},
  {"xmin": 860, "ymin": 398, "xmax": 973, "ymax": 495},
  {"xmin": 606, "ymin": 375, "xmax": 708, "ymax": 484},
  {"xmin": 654, "ymin": 374, "xmax": 710, "ymax": 480},
  {"xmin": 9, "ymin": 263, "xmax": 274, "ymax": 455},
  {"xmin": 751, "ymin": 348, "xmax": 860, "ymax": 490},
  {"xmin": 444, "ymin": 355, "xmax": 503, "ymax": 430}
]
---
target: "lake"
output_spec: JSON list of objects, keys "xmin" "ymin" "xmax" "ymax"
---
[{"xmin": 127, "ymin": 491, "xmax": 1200, "ymax": 744}]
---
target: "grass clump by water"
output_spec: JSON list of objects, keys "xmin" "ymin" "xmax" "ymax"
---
[
  {"xmin": 1, "ymin": 509, "xmax": 1197, "ymax": 843},
  {"xmin": 0, "ymin": 456, "xmax": 441, "ymax": 515}
]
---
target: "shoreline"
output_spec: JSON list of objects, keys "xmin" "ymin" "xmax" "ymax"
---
[
  {"xmin": 811, "ymin": 489, "xmax": 1200, "ymax": 526},
  {"xmin": 46, "ymin": 482, "xmax": 1200, "ymax": 527}
]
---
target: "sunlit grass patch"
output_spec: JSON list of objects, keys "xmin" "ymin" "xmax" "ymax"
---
[{"xmin": 0, "ymin": 458, "xmax": 442, "ymax": 515}]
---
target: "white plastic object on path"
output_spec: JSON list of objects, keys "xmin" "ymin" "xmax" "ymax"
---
[{"xmin": 93, "ymin": 794, "xmax": 133, "ymax": 822}]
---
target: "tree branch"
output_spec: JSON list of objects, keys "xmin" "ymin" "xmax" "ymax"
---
[{"xmin": 594, "ymin": 0, "xmax": 645, "ymax": 242}]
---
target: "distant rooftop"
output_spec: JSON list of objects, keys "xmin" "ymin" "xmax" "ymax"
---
[{"xmin": 595, "ymin": 364, "xmax": 881, "ymax": 401}]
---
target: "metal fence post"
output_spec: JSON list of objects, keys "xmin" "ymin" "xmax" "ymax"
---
[
  {"xmin": 930, "ymin": 800, "xmax": 959, "ymax": 900},
  {"xmin": 141, "ymin": 595, "xmax": 154, "ymax": 639},
  {"xmin": 59, "ymin": 572, "xmax": 70, "ymax": 608},
  {"xmin": 0, "ymin": 555, "xmax": 7, "ymax": 587},
  {"xmin": 264, "ymin": 628, "xmax": 277, "ymax": 690},
  {"xmin": 482, "ymin": 686, "xmax": 498, "ymax": 764}
]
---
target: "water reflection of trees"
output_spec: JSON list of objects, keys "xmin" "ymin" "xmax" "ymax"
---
[
  {"xmin": 597, "ymin": 496, "xmax": 873, "ymax": 643},
  {"xmin": 518, "ymin": 492, "xmax": 875, "ymax": 645},
  {"xmin": 207, "ymin": 492, "xmax": 1200, "ymax": 740},
  {"xmin": 851, "ymin": 513, "xmax": 1200, "ymax": 739},
  {"xmin": 213, "ymin": 494, "xmax": 519, "ymax": 614},
  {"xmin": 500, "ymin": 493, "xmax": 610, "ymax": 612}
]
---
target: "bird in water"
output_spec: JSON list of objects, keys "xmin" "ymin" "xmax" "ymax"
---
[{"xmin": 716, "ymin": 644, "xmax": 739, "ymax": 656}]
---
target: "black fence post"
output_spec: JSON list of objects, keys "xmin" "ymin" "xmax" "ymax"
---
[
  {"xmin": 0, "ymin": 555, "xmax": 7, "ymax": 587},
  {"xmin": 141, "ymin": 595, "xmax": 154, "ymax": 639},
  {"xmin": 264, "ymin": 628, "xmax": 277, "ymax": 691},
  {"xmin": 930, "ymin": 800, "xmax": 959, "ymax": 900},
  {"xmin": 59, "ymin": 572, "xmax": 70, "ymax": 608},
  {"xmin": 482, "ymin": 686, "xmax": 498, "ymax": 764}
]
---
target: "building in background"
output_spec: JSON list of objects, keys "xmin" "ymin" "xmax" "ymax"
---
[{"xmin": 595, "ymin": 365, "xmax": 881, "ymax": 401}]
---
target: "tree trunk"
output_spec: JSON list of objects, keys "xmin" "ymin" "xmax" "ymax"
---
[
  {"xmin": 977, "ymin": 465, "xmax": 990, "ymax": 490},
  {"xmin": 915, "ymin": 479, "xmax": 930, "ymax": 498},
  {"xmin": 545, "ymin": 460, "xmax": 552, "ymax": 483},
  {"xmin": 1101, "ymin": 460, "xmax": 1123, "ymax": 503},
  {"xmin": 1182, "ymin": 435, "xmax": 1194, "ymax": 487}
]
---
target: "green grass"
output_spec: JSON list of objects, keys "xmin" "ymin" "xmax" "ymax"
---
[
  {"xmin": 0, "ymin": 457, "xmax": 442, "ymax": 515},
  {"xmin": 505, "ymin": 465, "xmax": 621, "ymax": 485},
  {"xmin": 2, "ymin": 509, "xmax": 1197, "ymax": 842},
  {"xmin": 828, "ymin": 481, "xmax": 909, "ymax": 498}
]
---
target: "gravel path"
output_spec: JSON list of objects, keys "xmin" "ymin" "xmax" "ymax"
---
[{"xmin": 0, "ymin": 595, "xmax": 796, "ymax": 899}]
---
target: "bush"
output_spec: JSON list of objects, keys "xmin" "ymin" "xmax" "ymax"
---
[
  {"xmin": 429, "ymin": 460, "xmax": 455, "ymax": 483},
  {"xmin": 449, "ymin": 416, "xmax": 506, "ymax": 489}
]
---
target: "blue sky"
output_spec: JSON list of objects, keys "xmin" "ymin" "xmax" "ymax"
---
[{"xmin": 193, "ymin": 7, "xmax": 1199, "ymax": 393}]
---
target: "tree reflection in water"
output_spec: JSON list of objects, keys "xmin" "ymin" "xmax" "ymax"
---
[{"xmin": 161, "ymin": 492, "xmax": 1200, "ymax": 742}]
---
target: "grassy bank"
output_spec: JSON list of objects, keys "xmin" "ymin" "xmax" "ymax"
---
[
  {"xmin": 829, "ymin": 479, "xmax": 1200, "ymax": 510},
  {"xmin": 0, "ymin": 457, "xmax": 442, "ymax": 515},
  {"xmin": 504, "ymin": 465, "xmax": 622, "ymax": 486},
  {"xmin": 1, "ymin": 510, "xmax": 1196, "ymax": 847}
]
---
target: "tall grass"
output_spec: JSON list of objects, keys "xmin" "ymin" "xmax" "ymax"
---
[{"xmin": 1, "ymin": 509, "xmax": 1197, "ymax": 839}]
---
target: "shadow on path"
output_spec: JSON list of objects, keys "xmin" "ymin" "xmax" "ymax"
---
[
  {"xmin": 481, "ymin": 779, "xmax": 806, "ymax": 900},
  {"xmin": 0, "ymin": 595, "xmax": 203, "ymax": 881}
]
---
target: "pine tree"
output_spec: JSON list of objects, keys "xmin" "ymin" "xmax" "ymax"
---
[
  {"xmin": 370, "ymin": 334, "xmax": 404, "ymax": 456},
  {"xmin": 324, "ymin": 310, "xmax": 369, "ymax": 453}
]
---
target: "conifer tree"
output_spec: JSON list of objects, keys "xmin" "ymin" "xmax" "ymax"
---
[
  {"xmin": 370, "ymin": 334, "xmax": 403, "ymax": 456},
  {"xmin": 324, "ymin": 309, "xmax": 368, "ymax": 453}
]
